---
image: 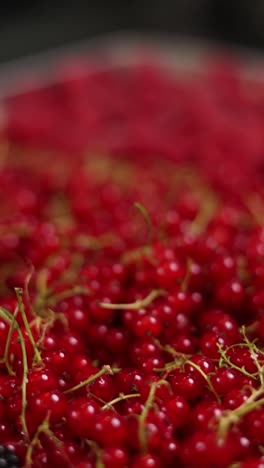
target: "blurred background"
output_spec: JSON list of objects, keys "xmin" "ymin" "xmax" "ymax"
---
[{"xmin": 0, "ymin": 1, "xmax": 264, "ymax": 62}]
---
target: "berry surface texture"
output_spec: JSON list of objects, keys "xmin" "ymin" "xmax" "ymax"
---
[{"xmin": 1, "ymin": 53, "xmax": 264, "ymax": 467}]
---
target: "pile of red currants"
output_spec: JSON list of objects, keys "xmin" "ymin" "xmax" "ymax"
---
[{"xmin": 0, "ymin": 55, "xmax": 264, "ymax": 467}]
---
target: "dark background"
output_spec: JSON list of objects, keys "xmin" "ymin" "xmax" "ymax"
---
[{"xmin": 0, "ymin": 1, "xmax": 263, "ymax": 62}]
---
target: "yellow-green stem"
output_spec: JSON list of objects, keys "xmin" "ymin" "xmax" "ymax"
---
[
  {"xmin": 99, "ymin": 289, "xmax": 167, "ymax": 310},
  {"xmin": 134, "ymin": 202, "xmax": 153, "ymax": 247},
  {"xmin": 19, "ymin": 327, "xmax": 29, "ymax": 437},
  {"xmin": 46, "ymin": 285, "xmax": 90, "ymax": 307},
  {"xmin": 218, "ymin": 343, "xmax": 258, "ymax": 380},
  {"xmin": 44, "ymin": 428, "xmax": 75, "ymax": 467},
  {"xmin": 181, "ymin": 258, "xmax": 193, "ymax": 292},
  {"xmin": 25, "ymin": 414, "xmax": 50, "ymax": 467},
  {"xmin": 2, "ymin": 305, "xmax": 19, "ymax": 375},
  {"xmin": 0, "ymin": 307, "xmax": 29, "ymax": 436},
  {"xmin": 64, "ymin": 365, "xmax": 119, "ymax": 395},
  {"xmin": 185, "ymin": 359, "xmax": 221, "ymax": 403},
  {"xmin": 15, "ymin": 288, "xmax": 42, "ymax": 365},
  {"xmin": 24, "ymin": 264, "xmax": 35, "ymax": 319},
  {"xmin": 102, "ymin": 392, "xmax": 141, "ymax": 410},
  {"xmin": 219, "ymin": 387, "xmax": 264, "ymax": 438},
  {"xmin": 138, "ymin": 380, "xmax": 168, "ymax": 452},
  {"xmin": 85, "ymin": 440, "xmax": 104, "ymax": 468},
  {"xmin": 188, "ymin": 192, "xmax": 218, "ymax": 236}
]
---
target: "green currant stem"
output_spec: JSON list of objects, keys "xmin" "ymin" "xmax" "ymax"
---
[
  {"xmin": 188, "ymin": 192, "xmax": 218, "ymax": 236},
  {"xmin": 85, "ymin": 440, "xmax": 104, "ymax": 468},
  {"xmin": 44, "ymin": 428, "xmax": 74, "ymax": 467},
  {"xmin": 58, "ymin": 253, "xmax": 84, "ymax": 284},
  {"xmin": 24, "ymin": 263, "xmax": 35, "ymax": 320},
  {"xmin": 218, "ymin": 343, "xmax": 258, "ymax": 380},
  {"xmin": 154, "ymin": 357, "xmax": 189, "ymax": 374},
  {"xmin": 75, "ymin": 233, "xmax": 116, "ymax": 250},
  {"xmin": 181, "ymin": 257, "xmax": 193, "ymax": 292},
  {"xmin": 138, "ymin": 379, "xmax": 168, "ymax": 453},
  {"xmin": 185, "ymin": 359, "xmax": 221, "ymax": 403},
  {"xmin": 34, "ymin": 271, "xmax": 51, "ymax": 318},
  {"xmin": 19, "ymin": 328, "xmax": 29, "ymax": 437},
  {"xmin": 245, "ymin": 192, "xmax": 264, "ymax": 225},
  {"xmin": 134, "ymin": 201, "xmax": 153, "ymax": 247},
  {"xmin": 0, "ymin": 307, "xmax": 29, "ymax": 437},
  {"xmin": 34, "ymin": 277, "xmax": 90, "ymax": 317},
  {"xmin": 64, "ymin": 365, "xmax": 120, "ymax": 395},
  {"xmin": 15, "ymin": 288, "xmax": 42, "ymax": 366},
  {"xmin": 121, "ymin": 245, "xmax": 154, "ymax": 265},
  {"xmin": 154, "ymin": 339, "xmax": 191, "ymax": 361},
  {"xmin": 2, "ymin": 305, "xmax": 19, "ymax": 375},
  {"xmin": 46, "ymin": 285, "xmax": 90, "ymax": 308},
  {"xmin": 99, "ymin": 289, "xmax": 167, "ymax": 310},
  {"xmin": 25, "ymin": 414, "xmax": 50, "ymax": 467},
  {"xmin": 36, "ymin": 267, "xmax": 48, "ymax": 293},
  {"xmin": 235, "ymin": 396, "xmax": 264, "ymax": 417},
  {"xmin": 219, "ymin": 386, "xmax": 264, "ymax": 438},
  {"xmin": 96, "ymin": 457, "xmax": 104, "ymax": 468},
  {"xmin": 240, "ymin": 326, "xmax": 264, "ymax": 386},
  {"xmin": 102, "ymin": 392, "xmax": 141, "ymax": 410},
  {"xmin": 219, "ymin": 327, "xmax": 264, "ymax": 437}
]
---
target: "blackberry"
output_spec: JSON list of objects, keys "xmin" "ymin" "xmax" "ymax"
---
[{"xmin": 0, "ymin": 445, "xmax": 20, "ymax": 468}]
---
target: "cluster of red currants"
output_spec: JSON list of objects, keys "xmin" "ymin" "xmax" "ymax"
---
[{"xmin": 0, "ymin": 57, "xmax": 264, "ymax": 467}]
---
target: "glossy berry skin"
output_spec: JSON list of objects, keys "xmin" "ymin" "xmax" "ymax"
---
[
  {"xmin": 216, "ymin": 279, "xmax": 245, "ymax": 310},
  {"xmin": 6, "ymin": 394, "xmax": 23, "ymax": 421},
  {"xmin": 30, "ymin": 390, "xmax": 67, "ymax": 424},
  {"xmin": 60, "ymin": 332, "xmax": 85, "ymax": 354},
  {"xmin": 66, "ymin": 307, "xmax": 90, "ymax": 333},
  {"xmin": 211, "ymin": 367, "xmax": 242, "ymax": 395},
  {"xmin": 130, "ymin": 340, "xmax": 162, "ymax": 363},
  {"xmin": 223, "ymin": 388, "xmax": 251, "ymax": 409},
  {"xmin": 67, "ymin": 397, "xmax": 100, "ymax": 438},
  {"xmin": 180, "ymin": 431, "xmax": 238, "ymax": 467},
  {"xmin": 226, "ymin": 346, "xmax": 261, "ymax": 374},
  {"xmin": 102, "ymin": 446, "xmax": 129, "ymax": 468},
  {"xmin": 134, "ymin": 316, "xmax": 162, "ymax": 338},
  {"xmin": 200, "ymin": 332, "xmax": 227, "ymax": 359},
  {"xmin": 169, "ymin": 369, "xmax": 203, "ymax": 400},
  {"xmin": 199, "ymin": 309, "xmax": 241, "ymax": 342},
  {"xmin": 131, "ymin": 454, "xmax": 161, "ymax": 468},
  {"xmin": 42, "ymin": 349, "xmax": 69, "ymax": 374},
  {"xmin": 164, "ymin": 396, "xmax": 191, "ymax": 429},
  {"xmin": 105, "ymin": 328, "xmax": 130, "ymax": 353},
  {"xmin": 243, "ymin": 409, "xmax": 264, "ymax": 444},
  {"xmin": 211, "ymin": 255, "xmax": 237, "ymax": 281},
  {"xmin": 88, "ymin": 374, "xmax": 116, "ymax": 402},
  {"xmin": 192, "ymin": 401, "xmax": 224, "ymax": 430},
  {"xmin": 117, "ymin": 369, "xmax": 145, "ymax": 395},
  {"xmin": 94, "ymin": 411, "xmax": 128, "ymax": 446},
  {"xmin": 172, "ymin": 333, "xmax": 199, "ymax": 354},
  {"xmin": 27, "ymin": 369, "xmax": 58, "ymax": 396},
  {"xmin": 156, "ymin": 261, "xmax": 184, "ymax": 289},
  {"xmin": 89, "ymin": 298, "xmax": 116, "ymax": 323},
  {"xmin": 160, "ymin": 439, "xmax": 180, "ymax": 465},
  {"xmin": 185, "ymin": 355, "xmax": 215, "ymax": 377}
]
